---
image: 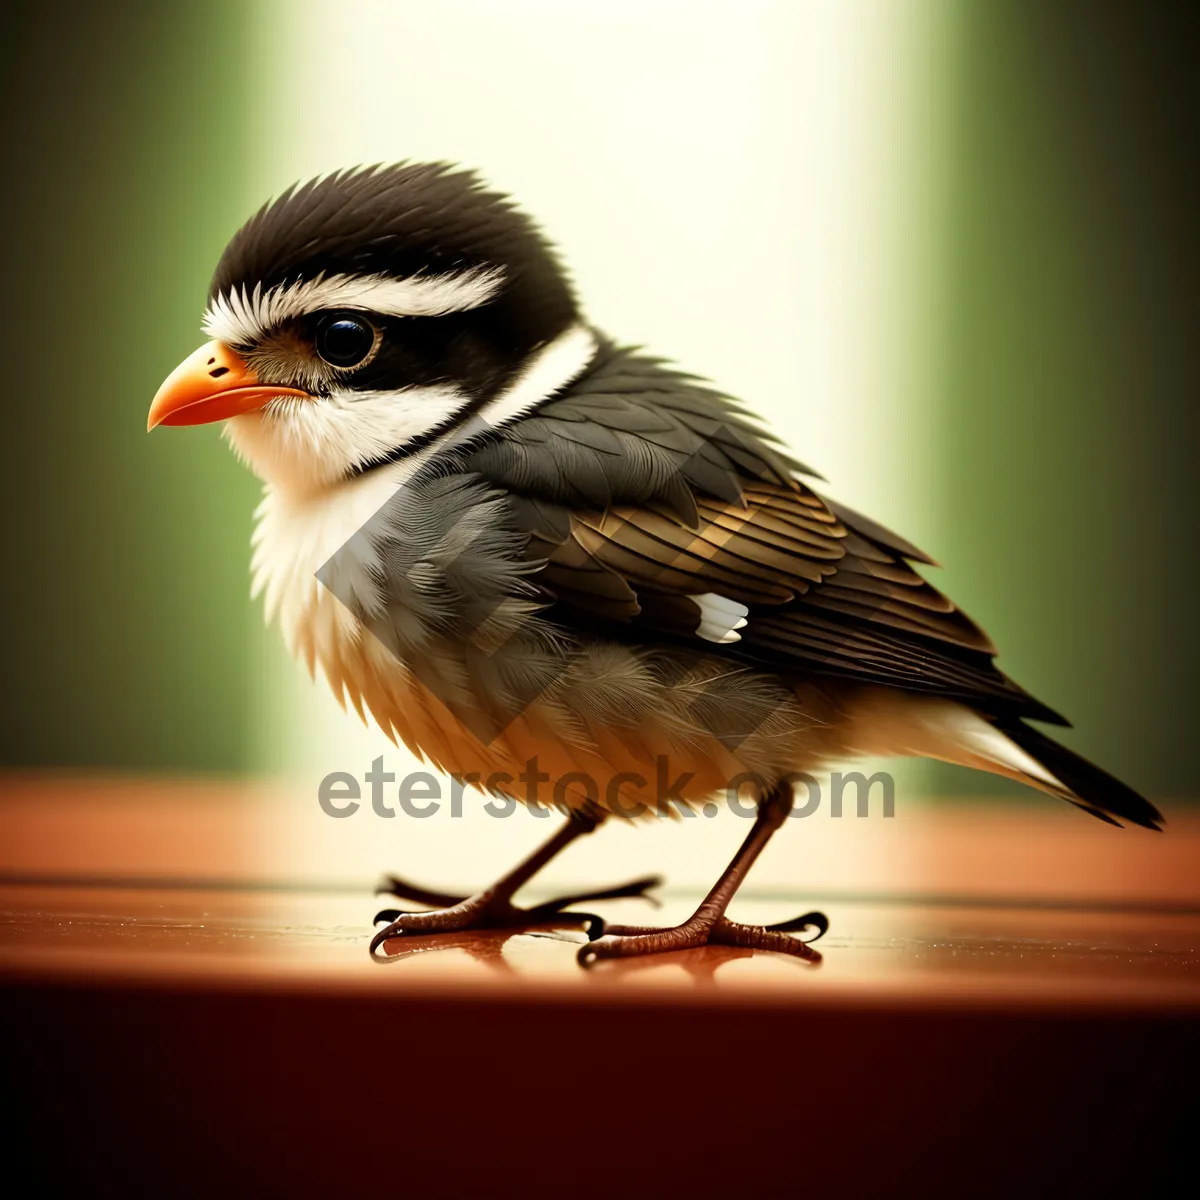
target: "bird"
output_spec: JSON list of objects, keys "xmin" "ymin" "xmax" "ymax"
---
[{"xmin": 147, "ymin": 163, "xmax": 1163, "ymax": 967}]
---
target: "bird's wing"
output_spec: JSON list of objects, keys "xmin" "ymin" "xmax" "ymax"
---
[{"xmin": 464, "ymin": 341, "xmax": 1065, "ymax": 724}]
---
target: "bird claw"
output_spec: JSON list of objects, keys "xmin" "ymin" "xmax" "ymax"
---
[
  {"xmin": 373, "ymin": 907, "xmax": 427, "ymax": 925},
  {"xmin": 578, "ymin": 910, "xmax": 828, "ymax": 966},
  {"xmin": 765, "ymin": 909, "xmax": 829, "ymax": 942},
  {"xmin": 374, "ymin": 875, "xmax": 466, "ymax": 907},
  {"xmin": 520, "ymin": 873, "xmax": 663, "ymax": 922},
  {"xmin": 368, "ymin": 873, "xmax": 663, "ymax": 957}
]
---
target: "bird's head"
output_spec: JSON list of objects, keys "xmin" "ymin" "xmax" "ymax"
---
[{"xmin": 148, "ymin": 163, "xmax": 589, "ymax": 493}]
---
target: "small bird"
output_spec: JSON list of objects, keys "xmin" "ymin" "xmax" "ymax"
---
[{"xmin": 148, "ymin": 164, "xmax": 1162, "ymax": 966}]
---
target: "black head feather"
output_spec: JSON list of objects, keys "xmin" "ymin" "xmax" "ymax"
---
[
  {"xmin": 212, "ymin": 163, "xmax": 573, "ymax": 315},
  {"xmin": 210, "ymin": 163, "xmax": 580, "ymax": 400}
]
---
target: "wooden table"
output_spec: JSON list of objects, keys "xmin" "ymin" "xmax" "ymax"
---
[{"xmin": 3, "ymin": 775, "xmax": 1198, "ymax": 1198}]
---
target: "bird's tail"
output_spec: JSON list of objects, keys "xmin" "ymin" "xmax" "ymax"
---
[
  {"xmin": 851, "ymin": 693, "xmax": 1164, "ymax": 830},
  {"xmin": 993, "ymin": 717, "xmax": 1163, "ymax": 830}
]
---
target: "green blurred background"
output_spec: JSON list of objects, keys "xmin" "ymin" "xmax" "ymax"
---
[
  {"xmin": 1, "ymin": 0, "xmax": 259, "ymax": 771},
  {"xmin": 1, "ymin": 1, "xmax": 1194, "ymax": 802}
]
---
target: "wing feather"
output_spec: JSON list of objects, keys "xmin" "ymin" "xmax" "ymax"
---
[{"xmin": 464, "ymin": 340, "xmax": 1064, "ymax": 724}]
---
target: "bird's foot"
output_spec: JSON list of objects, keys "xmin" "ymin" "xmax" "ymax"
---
[
  {"xmin": 370, "ymin": 872, "xmax": 663, "ymax": 956},
  {"xmin": 577, "ymin": 909, "xmax": 828, "ymax": 967}
]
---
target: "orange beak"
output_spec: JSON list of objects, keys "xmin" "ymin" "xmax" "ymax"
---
[{"xmin": 147, "ymin": 340, "xmax": 311, "ymax": 430}]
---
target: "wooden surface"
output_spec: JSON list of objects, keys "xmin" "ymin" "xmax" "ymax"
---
[
  {"xmin": 2, "ymin": 774, "xmax": 1198, "ymax": 1198},
  {"xmin": 3, "ymin": 875, "xmax": 1200, "ymax": 1010}
]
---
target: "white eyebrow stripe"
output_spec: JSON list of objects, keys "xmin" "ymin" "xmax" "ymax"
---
[{"xmin": 202, "ymin": 267, "xmax": 505, "ymax": 345}]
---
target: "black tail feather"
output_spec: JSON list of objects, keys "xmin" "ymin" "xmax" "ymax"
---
[{"xmin": 998, "ymin": 720, "xmax": 1164, "ymax": 830}]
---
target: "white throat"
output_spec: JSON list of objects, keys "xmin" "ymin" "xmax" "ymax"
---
[{"xmin": 244, "ymin": 322, "xmax": 599, "ymax": 658}]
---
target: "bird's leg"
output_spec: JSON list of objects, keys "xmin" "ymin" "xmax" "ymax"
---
[
  {"xmin": 579, "ymin": 787, "xmax": 826, "ymax": 966},
  {"xmin": 370, "ymin": 811, "xmax": 661, "ymax": 955}
]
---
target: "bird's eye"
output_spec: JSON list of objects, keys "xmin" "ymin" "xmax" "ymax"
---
[{"xmin": 314, "ymin": 312, "xmax": 376, "ymax": 368}]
